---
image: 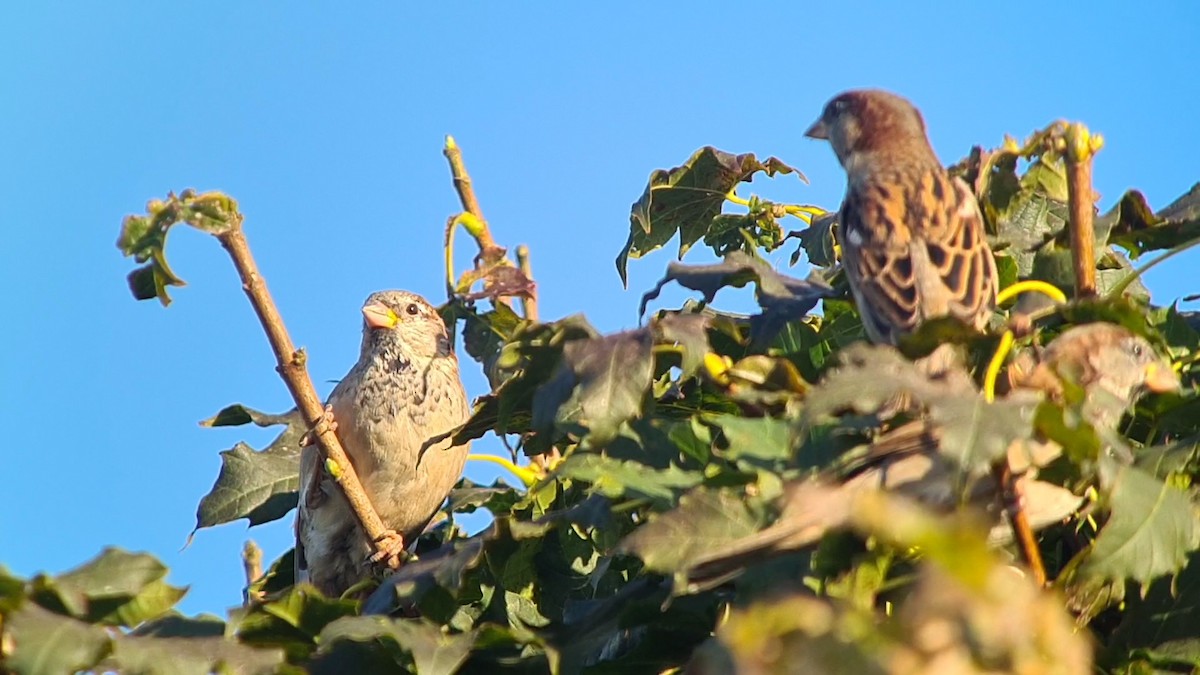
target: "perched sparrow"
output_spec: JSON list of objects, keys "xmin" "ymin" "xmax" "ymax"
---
[
  {"xmin": 296, "ymin": 291, "xmax": 470, "ymax": 596},
  {"xmin": 684, "ymin": 324, "xmax": 1178, "ymax": 584},
  {"xmin": 806, "ymin": 89, "xmax": 998, "ymax": 345}
]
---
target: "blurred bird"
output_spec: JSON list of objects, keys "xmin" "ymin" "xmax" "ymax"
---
[
  {"xmin": 806, "ymin": 89, "xmax": 998, "ymax": 346},
  {"xmin": 296, "ymin": 290, "xmax": 470, "ymax": 596},
  {"xmin": 683, "ymin": 323, "xmax": 1179, "ymax": 585}
]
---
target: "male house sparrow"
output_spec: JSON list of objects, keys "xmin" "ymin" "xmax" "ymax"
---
[
  {"xmin": 296, "ymin": 291, "xmax": 470, "ymax": 596},
  {"xmin": 683, "ymin": 324, "xmax": 1179, "ymax": 584},
  {"xmin": 806, "ymin": 89, "xmax": 999, "ymax": 345}
]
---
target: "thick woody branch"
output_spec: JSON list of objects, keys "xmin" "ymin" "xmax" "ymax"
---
[
  {"xmin": 1064, "ymin": 124, "xmax": 1100, "ymax": 299},
  {"xmin": 217, "ymin": 226, "xmax": 401, "ymax": 569}
]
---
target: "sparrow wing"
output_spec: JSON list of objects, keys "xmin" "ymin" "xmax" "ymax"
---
[{"xmin": 841, "ymin": 171, "xmax": 997, "ymax": 344}]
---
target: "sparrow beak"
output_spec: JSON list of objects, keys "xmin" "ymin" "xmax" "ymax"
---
[
  {"xmin": 362, "ymin": 302, "xmax": 399, "ymax": 330},
  {"xmin": 804, "ymin": 118, "xmax": 829, "ymax": 140},
  {"xmin": 1144, "ymin": 361, "xmax": 1182, "ymax": 393}
]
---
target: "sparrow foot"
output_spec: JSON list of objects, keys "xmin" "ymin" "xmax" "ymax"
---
[
  {"xmin": 368, "ymin": 530, "xmax": 408, "ymax": 568},
  {"xmin": 301, "ymin": 405, "xmax": 338, "ymax": 447}
]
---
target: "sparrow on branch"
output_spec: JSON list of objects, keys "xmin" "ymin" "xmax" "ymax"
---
[{"xmin": 296, "ymin": 291, "xmax": 470, "ymax": 596}]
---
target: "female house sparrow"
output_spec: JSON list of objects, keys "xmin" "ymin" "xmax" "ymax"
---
[
  {"xmin": 296, "ymin": 291, "xmax": 470, "ymax": 596},
  {"xmin": 806, "ymin": 89, "xmax": 998, "ymax": 345},
  {"xmin": 683, "ymin": 324, "xmax": 1178, "ymax": 584}
]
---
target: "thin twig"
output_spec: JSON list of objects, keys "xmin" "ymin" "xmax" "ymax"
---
[
  {"xmin": 1064, "ymin": 123, "xmax": 1101, "ymax": 299},
  {"xmin": 443, "ymin": 135, "xmax": 504, "ymax": 262},
  {"xmin": 994, "ymin": 463, "xmax": 1047, "ymax": 587},
  {"xmin": 516, "ymin": 244, "xmax": 538, "ymax": 322},
  {"xmin": 217, "ymin": 226, "xmax": 401, "ymax": 569}
]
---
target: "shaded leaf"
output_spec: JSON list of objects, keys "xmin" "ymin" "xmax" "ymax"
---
[
  {"xmin": 640, "ymin": 251, "xmax": 831, "ymax": 346},
  {"xmin": 789, "ymin": 211, "xmax": 839, "ymax": 268},
  {"xmin": 316, "ymin": 616, "xmax": 476, "ymax": 675},
  {"xmin": 194, "ymin": 408, "xmax": 306, "ymax": 531},
  {"xmin": 1106, "ymin": 185, "xmax": 1200, "ymax": 258},
  {"xmin": 532, "ymin": 329, "xmax": 654, "ymax": 450}
]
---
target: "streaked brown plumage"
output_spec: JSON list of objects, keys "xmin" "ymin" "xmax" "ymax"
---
[
  {"xmin": 684, "ymin": 324, "xmax": 1179, "ymax": 584},
  {"xmin": 296, "ymin": 290, "xmax": 470, "ymax": 596},
  {"xmin": 806, "ymin": 89, "xmax": 998, "ymax": 344}
]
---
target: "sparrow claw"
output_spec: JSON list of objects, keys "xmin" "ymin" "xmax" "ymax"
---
[
  {"xmin": 301, "ymin": 405, "xmax": 338, "ymax": 448},
  {"xmin": 368, "ymin": 530, "xmax": 408, "ymax": 568}
]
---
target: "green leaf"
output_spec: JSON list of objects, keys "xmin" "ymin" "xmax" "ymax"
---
[
  {"xmin": 316, "ymin": 616, "xmax": 476, "ymax": 675},
  {"xmin": 107, "ymin": 633, "xmax": 286, "ymax": 675},
  {"xmin": 532, "ymin": 328, "xmax": 654, "ymax": 449},
  {"xmin": 116, "ymin": 190, "xmax": 241, "ymax": 305},
  {"xmin": 231, "ymin": 584, "xmax": 357, "ymax": 661},
  {"xmin": 554, "ymin": 453, "xmax": 701, "ymax": 507},
  {"xmin": 804, "ymin": 344, "xmax": 1037, "ymax": 475},
  {"xmin": 2, "ymin": 602, "xmax": 112, "ymax": 673},
  {"xmin": 29, "ymin": 547, "xmax": 184, "ymax": 627},
  {"xmin": 615, "ymin": 147, "xmax": 807, "ymax": 285},
  {"xmin": 619, "ymin": 487, "xmax": 764, "ymax": 579},
  {"xmin": 1104, "ymin": 549, "xmax": 1200, "ymax": 669},
  {"xmin": 790, "ymin": 211, "xmax": 839, "ymax": 268},
  {"xmin": 194, "ymin": 407, "xmax": 306, "ymax": 531},
  {"xmin": 705, "ymin": 414, "xmax": 796, "ymax": 465},
  {"xmin": 1081, "ymin": 463, "xmax": 1200, "ymax": 586}
]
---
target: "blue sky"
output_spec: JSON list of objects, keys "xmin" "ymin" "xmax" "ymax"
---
[{"xmin": 2, "ymin": 4, "xmax": 1197, "ymax": 616}]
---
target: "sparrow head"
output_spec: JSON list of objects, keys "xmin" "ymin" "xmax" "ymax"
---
[
  {"xmin": 1032, "ymin": 323, "xmax": 1180, "ymax": 429},
  {"xmin": 805, "ymin": 89, "xmax": 936, "ymax": 173},
  {"xmin": 358, "ymin": 290, "xmax": 452, "ymax": 362}
]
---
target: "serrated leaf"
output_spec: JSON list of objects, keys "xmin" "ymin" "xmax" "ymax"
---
[
  {"xmin": 616, "ymin": 147, "xmax": 807, "ymax": 285},
  {"xmin": 194, "ymin": 408, "xmax": 306, "ymax": 531},
  {"xmin": 1105, "ymin": 549, "xmax": 1200, "ymax": 669},
  {"xmin": 1082, "ymin": 463, "xmax": 1200, "ymax": 585}
]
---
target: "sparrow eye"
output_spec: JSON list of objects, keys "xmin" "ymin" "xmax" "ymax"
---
[
  {"xmin": 1126, "ymin": 340, "xmax": 1145, "ymax": 359},
  {"xmin": 406, "ymin": 303, "xmax": 420, "ymax": 316}
]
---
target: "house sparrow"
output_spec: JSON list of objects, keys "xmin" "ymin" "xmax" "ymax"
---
[
  {"xmin": 806, "ymin": 89, "xmax": 998, "ymax": 345},
  {"xmin": 296, "ymin": 291, "xmax": 470, "ymax": 596},
  {"xmin": 682, "ymin": 324, "xmax": 1178, "ymax": 585}
]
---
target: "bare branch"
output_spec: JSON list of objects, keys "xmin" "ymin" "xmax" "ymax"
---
[{"xmin": 217, "ymin": 225, "xmax": 402, "ymax": 569}]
